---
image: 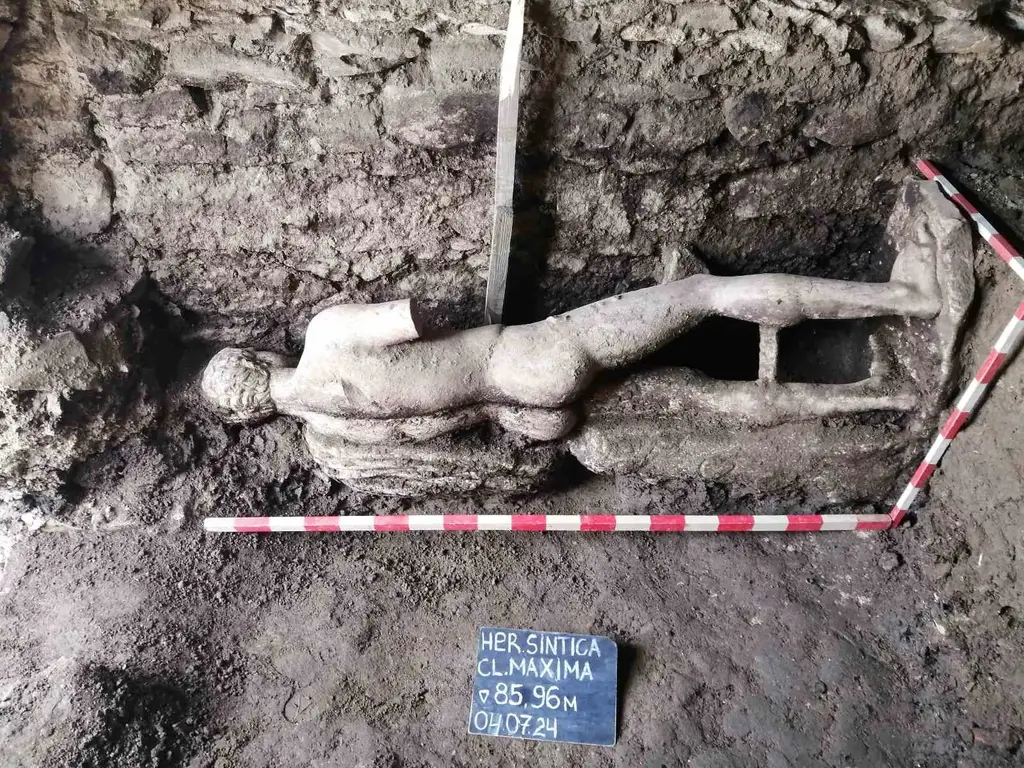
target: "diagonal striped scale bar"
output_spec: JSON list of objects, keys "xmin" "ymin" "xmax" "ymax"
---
[
  {"xmin": 204, "ymin": 513, "xmax": 894, "ymax": 534},
  {"xmin": 916, "ymin": 159, "xmax": 1024, "ymax": 282},
  {"xmin": 889, "ymin": 301, "xmax": 1024, "ymax": 526}
]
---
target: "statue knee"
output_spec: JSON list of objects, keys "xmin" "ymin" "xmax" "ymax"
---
[
  {"xmin": 493, "ymin": 405, "xmax": 577, "ymax": 441},
  {"xmin": 493, "ymin": 353, "xmax": 594, "ymax": 408}
]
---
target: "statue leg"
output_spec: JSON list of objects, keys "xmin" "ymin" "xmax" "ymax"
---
[
  {"xmin": 697, "ymin": 271, "xmax": 939, "ymax": 328},
  {"xmin": 485, "ymin": 228, "xmax": 942, "ymax": 407},
  {"xmin": 490, "ymin": 404, "xmax": 578, "ymax": 440},
  {"xmin": 699, "ymin": 221, "xmax": 942, "ymax": 327},
  {"xmin": 485, "ymin": 277, "xmax": 711, "ymax": 406}
]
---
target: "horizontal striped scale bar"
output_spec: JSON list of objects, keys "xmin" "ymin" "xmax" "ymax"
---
[{"xmin": 204, "ymin": 514, "xmax": 894, "ymax": 534}]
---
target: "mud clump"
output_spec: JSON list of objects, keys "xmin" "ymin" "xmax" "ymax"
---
[{"xmin": 39, "ymin": 663, "xmax": 200, "ymax": 768}]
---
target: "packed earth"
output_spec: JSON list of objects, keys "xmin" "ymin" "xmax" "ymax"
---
[{"xmin": 2, "ymin": 0, "xmax": 1024, "ymax": 765}]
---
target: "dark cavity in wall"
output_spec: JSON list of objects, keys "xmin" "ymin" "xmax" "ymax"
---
[
  {"xmin": 646, "ymin": 317, "xmax": 761, "ymax": 381},
  {"xmin": 777, "ymin": 318, "xmax": 874, "ymax": 384},
  {"xmin": 184, "ymin": 86, "xmax": 212, "ymax": 117}
]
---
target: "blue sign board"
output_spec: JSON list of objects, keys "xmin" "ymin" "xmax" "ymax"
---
[{"xmin": 468, "ymin": 627, "xmax": 617, "ymax": 746}]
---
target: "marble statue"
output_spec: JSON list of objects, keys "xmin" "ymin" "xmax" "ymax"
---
[
  {"xmin": 203, "ymin": 245, "xmax": 937, "ymax": 436},
  {"xmin": 200, "ymin": 178, "xmax": 974, "ymax": 500}
]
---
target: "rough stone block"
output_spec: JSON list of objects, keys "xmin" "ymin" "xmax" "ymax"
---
[
  {"xmin": 1, "ymin": 332, "xmax": 99, "ymax": 391},
  {"xmin": 94, "ymin": 89, "xmax": 202, "ymax": 128},
  {"xmin": 275, "ymin": 105, "xmax": 381, "ymax": 157},
  {"xmin": 620, "ymin": 22, "xmax": 688, "ymax": 46},
  {"xmin": 167, "ymin": 41, "xmax": 308, "ymax": 90},
  {"xmin": 424, "ymin": 34, "xmax": 501, "ymax": 82},
  {"xmin": 759, "ymin": 0, "xmax": 853, "ymax": 54},
  {"xmin": 310, "ymin": 29, "xmax": 420, "ymax": 78},
  {"xmin": 727, "ymin": 160, "xmax": 846, "ymax": 220},
  {"xmin": 672, "ymin": 3, "xmax": 739, "ymax": 34},
  {"xmin": 555, "ymin": 100, "xmax": 630, "ymax": 154},
  {"xmin": 861, "ymin": 15, "xmax": 907, "ymax": 52},
  {"xmin": 31, "ymin": 155, "xmax": 112, "ymax": 238},
  {"xmin": 803, "ymin": 94, "xmax": 897, "ymax": 147},
  {"xmin": 348, "ymin": 250, "xmax": 404, "ymax": 282},
  {"xmin": 634, "ymin": 182, "xmax": 712, "ymax": 245},
  {"xmin": 381, "ymin": 86, "xmax": 494, "ymax": 149},
  {"xmin": 104, "ymin": 126, "xmax": 226, "ymax": 165},
  {"xmin": 553, "ymin": 170, "xmax": 632, "ymax": 247},
  {"xmin": 622, "ymin": 100, "xmax": 724, "ymax": 162},
  {"xmin": 57, "ymin": 16, "xmax": 164, "ymax": 94},
  {"xmin": 222, "ymin": 110, "xmax": 276, "ymax": 162},
  {"xmin": 722, "ymin": 28, "xmax": 790, "ymax": 62},
  {"xmin": 928, "ymin": 0, "xmax": 987, "ymax": 20},
  {"xmin": 932, "ymin": 20, "xmax": 1003, "ymax": 55},
  {"xmin": 723, "ymin": 91, "xmax": 802, "ymax": 146}
]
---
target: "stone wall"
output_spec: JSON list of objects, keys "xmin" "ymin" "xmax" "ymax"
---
[{"xmin": 2, "ymin": 0, "xmax": 1022, "ymax": 348}]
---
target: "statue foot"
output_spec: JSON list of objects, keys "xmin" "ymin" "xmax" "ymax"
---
[{"xmin": 492, "ymin": 405, "xmax": 577, "ymax": 441}]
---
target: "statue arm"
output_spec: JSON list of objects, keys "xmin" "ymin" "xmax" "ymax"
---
[
  {"xmin": 298, "ymin": 407, "xmax": 488, "ymax": 444},
  {"xmin": 304, "ymin": 299, "xmax": 423, "ymax": 352}
]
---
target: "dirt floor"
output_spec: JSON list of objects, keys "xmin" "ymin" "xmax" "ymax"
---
[{"xmin": 2, "ymin": 471, "xmax": 1023, "ymax": 768}]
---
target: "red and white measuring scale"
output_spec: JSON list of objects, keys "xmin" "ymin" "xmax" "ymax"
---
[{"xmin": 203, "ymin": 513, "xmax": 893, "ymax": 534}]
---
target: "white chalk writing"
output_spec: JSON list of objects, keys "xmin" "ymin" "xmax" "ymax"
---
[{"xmin": 477, "ymin": 629, "xmax": 600, "ymax": 684}]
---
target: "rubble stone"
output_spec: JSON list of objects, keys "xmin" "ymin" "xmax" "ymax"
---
[
  {"xmin": 932, "ymin": 20, "xmax": 1003, "ymax": 55},
  {"xmin": 31, "ymin": 156, "xmax": 113, "ymax": 238},
  {"xmin": 723, "ymin": 92, "xmax": 802, "ymax": 146},
  {"xmin": 803, "ymin": 94, "xmax": 897, "ymax": 147}
]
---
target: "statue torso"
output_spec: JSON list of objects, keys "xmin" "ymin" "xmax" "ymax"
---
[{"xmin": 285, "ymin": 325, "xmax": 502, "ymax": 418}]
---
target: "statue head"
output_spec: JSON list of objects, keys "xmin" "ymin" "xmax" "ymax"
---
[{"xmin": 201, "ymin": 347, "xmax": 279, "ymax": 424}]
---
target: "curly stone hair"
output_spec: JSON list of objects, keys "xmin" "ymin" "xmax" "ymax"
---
[{"xmin": 201, "ymin": 348, "xmax": 277, "ymax": 424}]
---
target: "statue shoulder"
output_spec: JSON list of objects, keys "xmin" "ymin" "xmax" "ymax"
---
[{"xmin": 305, "ymin": 298, "xmax": 423, "ymax": 350}]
